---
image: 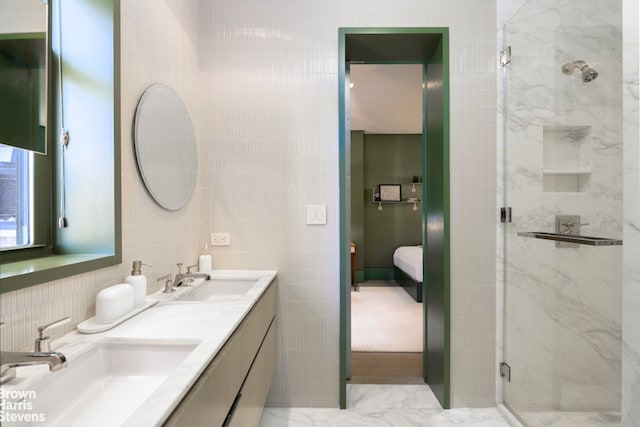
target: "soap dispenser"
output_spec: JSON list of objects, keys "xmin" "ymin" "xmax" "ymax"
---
[
  {"xmin": 125, "ymin": 260, "xmax": 150, "ymax": 308},
  {"xmin": 198, "ymin": 244, "xmax": 212, "ymax": 273}
]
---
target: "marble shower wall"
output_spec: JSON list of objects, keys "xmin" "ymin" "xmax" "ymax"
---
[
  {"xmin": 621, "ymin": 0, "xmax": 640, "ymax": 424},
  {"xmin": 501, "ymin": 0, "xmax": 623, "ymax": 414}
]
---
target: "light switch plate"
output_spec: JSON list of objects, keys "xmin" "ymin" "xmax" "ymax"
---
[
  {"xmin": 211, "ymin": 232, "xmax": 231, "ymax": 246},
  {"xmin": 306, "ymin": 204, "xmax": 326, "ymax": 225}
]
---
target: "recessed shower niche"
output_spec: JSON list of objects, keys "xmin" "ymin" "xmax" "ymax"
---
[{"xmin": 542, "ymin": 125, "xmax": 592, "ymax": 192}]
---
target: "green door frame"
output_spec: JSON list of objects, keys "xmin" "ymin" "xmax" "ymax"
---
[{"xmin": 338, "ymin": 27, "xmax": 450, "ymax": 409}]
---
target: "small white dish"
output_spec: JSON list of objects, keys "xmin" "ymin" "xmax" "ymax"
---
[{"xmin": 77, "ymin": 297, "xmax": 159, "ymax": 334}]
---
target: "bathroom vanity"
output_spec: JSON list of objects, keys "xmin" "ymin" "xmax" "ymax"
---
[
  {"xmin": 164, "ymin": 278, "xmax": 277, "ymax": 426},
  {"xmin": 0, "ymin": 270, "xmax": 277, "ymax": 427}
]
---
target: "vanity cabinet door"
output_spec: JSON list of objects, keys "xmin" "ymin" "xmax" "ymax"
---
[
  {"xmin": 163, "ymin": 335, "xmax": 244, "ymax": 427},
  {"xmin": 226, "ymin": 318, "xmax": 277, "ymax": 427}
]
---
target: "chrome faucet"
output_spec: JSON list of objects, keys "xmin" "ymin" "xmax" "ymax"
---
[
  {"xmin": 158, "ymin": 274, "xmax": 175, "ymax": 293},
  {"xmin": 1, "ymin": 351, "xmax": 67, "ymax": 384},
  {"xmin": 1, "ymin": 318, "xmax": 70, "ymax": 384},
  {"xmin": 173, "ymin": 263, "xmax": 210, "ymax": 287},
  {"xmin": 35, "ymin": 317, "xmax": 71, "ymax": 352}
]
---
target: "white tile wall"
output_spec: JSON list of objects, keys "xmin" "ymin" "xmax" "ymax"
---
[
  {"xmin": 198, "ymin": 0, "xmax": 496, "ymax": 408},
  {"xmin": 0, "ymin": 0, "xmax": 498, "ymax": 409},
  {"xmin": 0, "ymin": 0, "xmax": 45, "ymax": 33}
]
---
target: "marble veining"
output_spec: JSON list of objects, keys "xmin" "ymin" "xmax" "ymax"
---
[
  {"xmin": 259, "ymin": 385, "xmax": 510, "ymax": 427},
  {"xmin": 347, "ymin": 384, "xmax": 442, "ymax": 409},
  {"xmin": 500, "ymin": 0, "xmax": 623, "ymax": 421},
  {"xmin": 621, "ymin": 0, "xmax": 640, "ymax": 424},
  {"xmin": 519, "ymin": 411, "xmax": 621, "ymax": 427},
  {"xmin": 0, "ymin": 270, "xmax": 277, "ymax": 427}
]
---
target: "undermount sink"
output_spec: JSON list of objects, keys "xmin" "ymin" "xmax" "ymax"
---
[
  {"xmin": 7, "ymin": 340, "xmax": 199, "ymax": 427},
  {"xmin": 176, "ymin": 279, "xmax": 258, "ymax": 302}
]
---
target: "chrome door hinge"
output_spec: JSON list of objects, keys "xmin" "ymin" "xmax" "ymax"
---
[
  {"xmin": 500, "ymin": 207, "xmax": 512, "ymax": 223},
  {"xmin": 500, "ymin": 46, "xmax": 511, "ymax": 66},
  {"xmin": 500, "ymin": 362, "xmax": 511, "ymax": 382}
]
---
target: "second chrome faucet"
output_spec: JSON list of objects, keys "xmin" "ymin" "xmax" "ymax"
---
[
  {"xmin": 1, "ymin": 317, "xmax": 70, "ymax": 384},
  {"xmin": 173, "ymin": 262, "xmax": 210, "ymax": 287},
  {"xmin": 159, "ymin": 263, "xmax": 211, "ymax": 294}
]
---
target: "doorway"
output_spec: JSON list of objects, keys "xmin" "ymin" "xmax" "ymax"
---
[
  {"xmin": 338, "ymin": 28, "xmax": 451, "ymax": 409},
  {"xmin": 349, "ymin": 63, "xmax": 424, "ymax": 385}
]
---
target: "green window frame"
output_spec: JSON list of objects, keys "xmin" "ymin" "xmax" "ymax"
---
[{"xmin": 0, "ymin": 0, "xmax": 121, "ymax": 294}]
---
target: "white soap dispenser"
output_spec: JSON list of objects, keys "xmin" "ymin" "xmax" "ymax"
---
[
  {"xmin": 198, "ymin": 244, "xmax": 212, "ymax": 273},
  {"xmin": 125, "ymin": 260, "xmax": 150, "ymax": 308}
]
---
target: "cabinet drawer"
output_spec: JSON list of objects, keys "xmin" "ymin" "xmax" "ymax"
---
[
  {"xmin": 226, "ymin": 318, "xmax": 277, "ymax": 427},
  {"xmin": 239, "ymin": 282, "xmax": 277, "ymax": 371},
  {"xmin": 164, "ymin": 334, "xmax": 243, "ymax": 427}
]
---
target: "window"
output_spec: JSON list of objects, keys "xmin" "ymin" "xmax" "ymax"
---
[
  {"xmin": 0, "ymin": 27, "xmax": 50, "ymax": 261},
  {"xmin": 1, "ymin": 0, "xmax": 121, "ymax": 294},
  {"xmin": 0, "ymin": 144, "xmax": 32, "ymax": 249}
]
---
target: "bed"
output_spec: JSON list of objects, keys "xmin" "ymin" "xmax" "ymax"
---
[{"xmin": 393, "ymin": 245, "xmax": 423, "ymax": 302}]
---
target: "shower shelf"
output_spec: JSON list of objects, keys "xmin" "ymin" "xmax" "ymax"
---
[{"xmin": 517, "ymin": 232, "xmax": 622, "ymax": 246}]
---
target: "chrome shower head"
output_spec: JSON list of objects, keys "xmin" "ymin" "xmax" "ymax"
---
[
  {"xmin": 562, "ymin": 60, "xmax": 598, "ymax": 82},
  {"xmin": 580, "ymin": 66, "xmax": 598, "ymax": 82}
]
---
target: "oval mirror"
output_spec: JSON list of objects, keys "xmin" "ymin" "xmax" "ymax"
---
[{"xmin": 133, "ymin": 84, "xmax": 197, "ymax": 211}]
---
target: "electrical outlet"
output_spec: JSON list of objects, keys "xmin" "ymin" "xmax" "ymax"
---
[{"xmin": 211, "ymin": 232, "xmax": 231, "ymax": 246}]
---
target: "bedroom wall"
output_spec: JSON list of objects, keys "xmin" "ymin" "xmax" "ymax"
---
[
  {"xmin": 351, "ymin": 133, "xmax": 422, "ymax": 280},
  {"xmin": 350, "ymin": 131, "xmax": 365, "ymax": 277}
]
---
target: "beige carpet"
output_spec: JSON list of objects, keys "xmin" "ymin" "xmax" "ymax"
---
[{"xmin": 351, "ymin": 283, "xmax": 423, "ymax": 352}]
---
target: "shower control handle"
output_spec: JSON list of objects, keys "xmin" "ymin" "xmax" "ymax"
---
[
  {"xmin": 560, "ymin": 220, "xmax": 589, "ymax": 229},
  {"xmin": 555, "ymin": 214, "xmax": 585, "ymax": 248}
]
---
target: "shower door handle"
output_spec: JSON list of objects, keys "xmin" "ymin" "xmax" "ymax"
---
[{"xmin": 500, "ymin": 207, "xmax": 512, "ymax": 223}]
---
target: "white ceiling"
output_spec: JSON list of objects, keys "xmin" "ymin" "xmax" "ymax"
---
[{"xmin": 349, "ymin": 64, "xmax": 423, "ymax": 134}]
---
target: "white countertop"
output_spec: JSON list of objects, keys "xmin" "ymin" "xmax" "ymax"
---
[{"xmin": 2, "ymin": 269, "xmax": 277, "ymax": 427}]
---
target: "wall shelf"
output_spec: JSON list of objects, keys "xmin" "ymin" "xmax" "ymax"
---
[
  {"xmin": 372, "ymin": 197, "xmax": 421, "ymax": 211},
  {"xmin": 542, "ymin": 125, "xmax": 593, "ymax": 192},
  {"xmin": 372, "ymin": 200, "xmax": 422, "ymax": 204},
  {"xmin": 372, "ymin": 182, "xmax": 422, "ymax": 211}
]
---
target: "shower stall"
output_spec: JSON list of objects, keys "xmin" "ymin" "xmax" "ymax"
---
[{"xmin": 500, "ymin": 0, "xmax": 623, "ymax": 426}]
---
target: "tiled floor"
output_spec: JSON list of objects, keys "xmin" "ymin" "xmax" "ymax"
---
[
  {"xmin": 518, "ymin": 410, "xmax": 621, "ymax": 427},
  {"xmin": 259, "ymin": 384, "xmax": 511, "ymax": 426}
]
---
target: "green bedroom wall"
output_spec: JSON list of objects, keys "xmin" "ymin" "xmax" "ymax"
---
[
  {"xmin": 350, "ymin": 130, "xmax": 365, "ymax": 280},
  {"xmin": 350, "ymin": 132, "xmax": 422, "ymax": 280}
]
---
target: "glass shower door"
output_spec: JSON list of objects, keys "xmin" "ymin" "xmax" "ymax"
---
[{"xmin": 502, "ymin": 1, "xmax": 623, "ymax": 425}]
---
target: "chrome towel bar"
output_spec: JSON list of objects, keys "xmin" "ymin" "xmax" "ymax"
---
[{"xmin": 517, "ymin": 231, "xmax": 622, "ymax": 246}]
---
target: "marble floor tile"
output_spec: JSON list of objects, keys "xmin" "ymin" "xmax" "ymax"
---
[
  {"xmin": 259, "ymin": 384, "xmax": 511, "ymax": 427},
  {"xmin": 519, "ymin": 411, "xmax": 621, "ymax": 427},
  {"xmin": 348, "ymin": 384, "xmax": 442, "ymax": 409}
]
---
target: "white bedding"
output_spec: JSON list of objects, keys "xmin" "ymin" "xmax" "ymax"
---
[{"xmin": 393, "ymin": 245, "xmax": 423, "ymax": 282}]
